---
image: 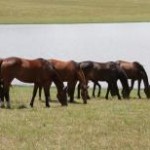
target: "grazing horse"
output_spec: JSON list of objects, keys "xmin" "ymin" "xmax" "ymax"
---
[
  {"xmin": 116, "ymin": 60, "xmax": 150, "ymax": 98},
  {"xmin": 77, "ymin": 61, "xmax": 130, "ymax": 100},
  {"xmin": 35, "ymin": 59, "xmax": 88, "ymax": 104},
  {"xmin": 0, "ymin": 57, "xmax": 67, "ymax": 108}
]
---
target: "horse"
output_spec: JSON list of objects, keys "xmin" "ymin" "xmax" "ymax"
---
[
  {"xmin": 35, "ymin": 59, "xmax": 88, "ymax": 104},
  {"xmin": 77, "ymin": 61, "xmax": 130, "ymax": 100},
  {"xmin": 116, "ymin": 60, "xmax": 150, "ymax": 98},
  {"xmin": 0, "ymin": 57, "xmax": 67, "ymax": 108}
]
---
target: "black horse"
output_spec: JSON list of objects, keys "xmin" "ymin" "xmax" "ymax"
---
[{"xmin": 77, "ymin": 61, "xmax": 130, "ymax": 100}]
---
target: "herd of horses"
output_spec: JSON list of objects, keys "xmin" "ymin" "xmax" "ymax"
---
[{"xmin": 0, "ymin": 57, "xmax": 150, "ymax": 109}]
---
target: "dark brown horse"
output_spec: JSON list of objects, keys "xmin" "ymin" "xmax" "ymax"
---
[
  {"xmin": 116, "ymin": 60, "xmax": 150, "ymax": 98},
  {"xmin": 77, "ymin": 61, "xmax": 130, "ymax": 100},
  {"xmin": 35, "ymin": 59, "xmax": 88, "ymax": 104},
  {"xmin": 0, "ymin": 57, "xmax": 67, "ymax": 108}
]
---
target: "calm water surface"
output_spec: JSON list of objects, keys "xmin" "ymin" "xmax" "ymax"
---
[{"xmin": 0, "ymin": 23, "xmax": 150, "ymax": 87}]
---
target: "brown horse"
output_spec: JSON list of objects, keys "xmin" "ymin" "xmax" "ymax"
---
[
  {"xmin": 77, "ymin": 61, "xmax": 130, "ymax": 100},
  {"xmin": 116, "ymin": 60, "xmax": 150, "ymax": 98},
  {"xmin": 0, "ymin": 57, "xmax": 67, "ymax": 108},
  {"xmin": 35, "ymin": 59, "xmax": 88, "ymax": 104}
]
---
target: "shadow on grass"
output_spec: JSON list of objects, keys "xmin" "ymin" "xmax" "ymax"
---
[
  {"xmin": 38, "ymin": 99, "xmax": 83, "ymax": 105},
  {"xmin": 17, "ymin": 104, "xmax": 28, "ymax": 109}
]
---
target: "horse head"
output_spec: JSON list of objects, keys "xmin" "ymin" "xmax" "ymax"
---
[
  {"xmin": 57, "ymin": 85, "xmax": 68, "ymax": 106},
  {"xmin": 109, "ymin": 82, "xmax": 118, "ymax": 96},
  {"xmin": 122, "ymin": 87, "xmax": 130, "ymax": 99},
  {"xmin": 80, "ymin": 83, "xmax": 88, "ymax": 104}
]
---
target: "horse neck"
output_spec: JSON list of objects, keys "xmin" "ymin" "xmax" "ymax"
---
[
  {"xmin": 53, "ymin": 77, "xmax": 63, "ymax": 92},
  {"xmin": 77, "ymin": 66, "xmax": 87, "ymax": 87},
  {"xmin": 52, "ymin": 69, "xmax": 64, "ymax": 92}
]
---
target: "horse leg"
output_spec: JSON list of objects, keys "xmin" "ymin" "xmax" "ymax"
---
[
  {"xmin": 97, "ymin": 82, "xmax": 101, "ymax": 97},
  {"xmin": 105, "ymin": 84, "xmax": 110, "ymax": 100},
  {"xmin": 130, "ymin": 79, "xmax": 135, "ymax": 91},
  {"xmin": 30, "ymin": 84, "xmax": 39, "ymax": 107},
  {"xmin": 0, "ymin": 96, "xmax": 5, "ymax": 108},
  {"xmin": 77, "ymin": 82, "xmax": 81, "ymax": 99},
  {"xmin": 112, "ymin": 81, "xmax": 121, "ymax": 100},
  {"xmin": 92, "ymin": 82, "xmax": 96, "ymax": 97},
  {"xmin": 137, "ymin": 79, "xmax": 142, "ymax": 99},
  {"xmin": 4, "ymin": 86, "xmax": 11, "ymax": 109},
  {"xmin": 0, "ymin": 86, "xmax": 5, "ymax": 108},
  {"xmin": 68, "ymin": 82, "xmax": 76, "ymax": 103},
  {"xmin": 115, "ymin": 84, "xmax": 121, "ymax": 100},
  {"xmin": 43, "ymin": 84, "xmax": 50, "ymax": 107},
  {"xmin": 39, "ymin": 86, "xmax": 42, "ymax": 101}
]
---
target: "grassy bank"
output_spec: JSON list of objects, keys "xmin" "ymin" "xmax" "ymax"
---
[
  {"xmin": 0, "ymin": 0, "xmax": 150, "ymax": 23},
  {"xmin": 0, "ymin": 86, "xmax": 150, "ymax": 149}
]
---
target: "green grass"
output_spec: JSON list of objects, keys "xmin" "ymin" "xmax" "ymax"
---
[
  {"xmin": 1, "ymin": 86, "xmax": 150, "ymax": 150},
  {"xmin": 1, "ymin": 0, "xmax": 150, "ymax": 23}
]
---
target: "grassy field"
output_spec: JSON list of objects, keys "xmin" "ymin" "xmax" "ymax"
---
[
  {"xmin": 0, "ymin": 86, "xmax": 150, "ymax": 150},
  {"xmin": 0, "ymin": 0, "xmax": 150, "ymax": 23}
]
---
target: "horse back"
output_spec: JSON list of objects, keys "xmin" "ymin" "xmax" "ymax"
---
[
  {"xmin": 49, "ymin": 59, "xmax": 78, "ymax": 81},
  {"xmin": 117, "ymin": 60, "xmax": 143, "ymax": 79},
  {"xmin": 1, "ymin": 57, "xmax": 54, "ymax": 84}
]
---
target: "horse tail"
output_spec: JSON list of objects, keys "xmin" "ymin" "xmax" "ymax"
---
[{"xmin": 134, "ymin": 61, "xmax": 149, "ymax": 88}]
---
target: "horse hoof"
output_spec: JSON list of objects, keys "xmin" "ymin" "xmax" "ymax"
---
[
  {"xmin": 6, "ymin": 106, "xmax": 11, "ymax": 109},
  {"xmin": 30, "ymin": 103, "xmax": 33, "ymax": 108},
  {"xmin": 46, "ymin": 104, "xmax": 50, "ymax": 108},
  {"xmin": 0, "ymin": 104, "xmax": 5, "ymax": 108},
  {"xmin": 62, "ymin": 104, "xmax": 68, "ymax": 106}
]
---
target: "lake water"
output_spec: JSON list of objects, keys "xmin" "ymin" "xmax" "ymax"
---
[{"xmin": 0, "ymin": 23, "xmax": 150, "ymax": 87}]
